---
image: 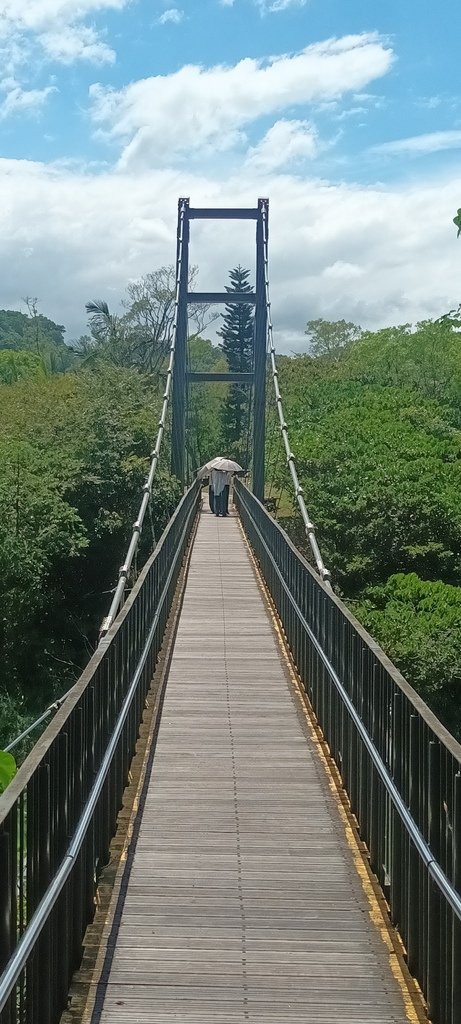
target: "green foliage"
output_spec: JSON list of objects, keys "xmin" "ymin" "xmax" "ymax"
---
[
  {"xmin": 81, "ymin": 267, "xmax": 218, "ymax": 374},
  {"xmin": 305, "ymin": 318, "xmax": 362, "ymax": 360},
  {"xmin": 0, "ymin": 750, "xmax": 16, "ymax": 794},
  {"xmin": 0, "ymin": 307, "xmax": 65, "ymax": 349},
  {"xmin": 343, "ymin": 319, "xmax": 461, "ymax": 413},
  {"xmin": 186, "ymin": 336, "xmax": 228, "ymax": 472},
  {"xmin": 453, "ymin": 208, "xmax": 461, "ymax": 237},
  {"xmin": 355, "ymin": 574, "xmax": 461, "ymax": 738},
  {"xmin": 271, "ymin": 370, "xmax": 461, "ymax": 592},
  {"xmin": 0, "ymin": 349, "xmax": 44, "ymax": 384},
  {"xmin": 218, "ymin": 267, "xmax": 253, "ymax": 466},
  {"xmin": 0, "ymin": 364, "xmax": 180, "ymax": 751},
  {"xmin": 268, "ymin": 316, "xmax": 461, "ymax": 739},
  {"xmin": 0, "ymin": 306, "xmax": 74, "ymax": 373}
]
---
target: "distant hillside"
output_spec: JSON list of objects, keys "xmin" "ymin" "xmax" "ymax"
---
[{"xmin": 0, "ymin": 308, "xmax": 73, "ymax": 372}]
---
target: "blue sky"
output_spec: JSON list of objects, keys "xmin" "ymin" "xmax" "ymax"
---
[{"xmin": 1, "ymin": 0, "xmax": 461, "ymax": 346}]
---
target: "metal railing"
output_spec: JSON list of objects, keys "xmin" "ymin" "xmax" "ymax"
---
[
  {"xmin": 235, "ymin": 479, "xmax": 461, "ymax": 1024},
  {"xmin": 0, "ymin": 479, "xmax": 201, "ymax": 1024}
]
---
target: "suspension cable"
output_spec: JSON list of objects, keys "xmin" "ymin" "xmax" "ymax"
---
[
  {"xmin": 3, "ymin": 202, "xmax": 187, "ymax": 753},
  {"xmin": 260, "ymin": 203, "xmax": 332, "ymax": 588},
  {"xmin": 99, "ymin": 199, "xmax": 188, "ymax": 638},
  {"xmin": 4, "ymin": 694, "xmax": 71, "ymax": 754}
]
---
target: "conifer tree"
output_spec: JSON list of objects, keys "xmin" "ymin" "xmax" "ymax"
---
[{"xmin": 218, "ymin": 266, "xmax": 254, "ymax": 464}]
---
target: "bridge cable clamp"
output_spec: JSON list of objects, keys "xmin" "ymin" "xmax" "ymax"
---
[{"xmin": 99, "ymin": 616, "xmax": 112, "ymax": 636}]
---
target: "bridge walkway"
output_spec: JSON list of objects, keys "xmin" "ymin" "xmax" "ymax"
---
[{"xmin": 83, "ymin": 509, "xmax": 417, "ymax": 1024}]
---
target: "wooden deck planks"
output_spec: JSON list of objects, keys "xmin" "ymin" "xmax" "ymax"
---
[{"xmin": 90, "ymin": 510, "xmax": 417, "ymax": 1024}]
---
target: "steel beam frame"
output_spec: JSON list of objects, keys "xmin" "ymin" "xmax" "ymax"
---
[
  {"xmin": 187, "ymin": 371, "xmax": 254, "ymax": 384},
  {"xmin": 171, "ymin": 197, "xmax": 269, "ymax": 500},
  {"xmin": 187, "ymin": 291, "xmax": 256, "ymax": 305}
]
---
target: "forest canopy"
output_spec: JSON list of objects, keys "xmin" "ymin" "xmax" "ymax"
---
[
  {"xmin": 268, "ymin": 317, "xmax": 461, "ymax": 736},
  {"xmin": 2, "ymin": 282, "xmax": 461, "ymax": 751}
]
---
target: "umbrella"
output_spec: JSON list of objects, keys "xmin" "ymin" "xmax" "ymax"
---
[{"xmin": 197, "ymin": 457, "xmax": 244, "ymax": 478}]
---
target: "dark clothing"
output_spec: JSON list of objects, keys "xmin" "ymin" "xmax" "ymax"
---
[
  {"xmin": 214, "ymin": 488, "xmax": 226, "ymax": 515},
  {"xmin": 213, "ymin": 484, "xmax": 230, "ymax": 516},
  {"xmin": 209, "ymin": 485, "xmax": 215, "ymax": 513}
]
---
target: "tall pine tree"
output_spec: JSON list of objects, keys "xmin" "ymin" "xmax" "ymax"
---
[{"xmin": 218, "ymin": 266, "xmax": 254, "ymax": 465}]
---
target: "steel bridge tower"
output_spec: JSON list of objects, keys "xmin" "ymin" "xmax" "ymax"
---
[{"xmin": 171, "ymin": 198, "xmax": 268, "ymax": 501}]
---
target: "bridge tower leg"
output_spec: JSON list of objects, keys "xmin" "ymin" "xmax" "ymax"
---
[
  {"xmin": 171, "ymin": 198, "xmax": 190, "ymax": 489},
  {"xmin": 253, "ymin": 199, "xmax": 268, "ymax": 502}
]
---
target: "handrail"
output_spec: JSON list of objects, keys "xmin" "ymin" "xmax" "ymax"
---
[
  {"xmin": 0, "ymin": 481, "xmax": 200, "ymax": 817},
  {"xmin": 0, "ymin": 504, "xmax": 193, "ymax": 1010},
  {"xmin": 0, "ymin": 479, "xmax": 201, "ymax": 1024},
  {"xmin": 235, "ymin": 479, "xmax": 461, "ymax": 1024},
  {"xmin": 236, "ymin": 480, "xmax": 461, "ymax": 919}
]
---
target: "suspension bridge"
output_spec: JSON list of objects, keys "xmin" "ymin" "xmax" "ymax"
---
[{"xmin": 1, "ymin": 199, "xmax": 461, "ymax": 1024}]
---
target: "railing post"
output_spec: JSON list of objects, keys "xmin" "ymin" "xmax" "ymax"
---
[
  {"xmin": 427, "ymin": 740, "xmax": 441, "ymax": 1021},
  {"xmin": 0, "ymin": 832, "xmax": 12, "ymax": 978},
  {"xmin": 390, "ymin": 691, "xmax": 403, "ymax": 928},
  {"xmin": 38, "ymin": 763, "xmax": 52, "ymax": 1024},
  {"xmin": 407, "ymin": 714, "xmax": 421, "ymax": 976},
  {"xmin": 452, "ymin": 773, "xmax": 461, "ymax": 1024}
]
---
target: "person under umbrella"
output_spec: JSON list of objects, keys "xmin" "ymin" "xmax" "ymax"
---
[
  {"xmin": 210, "ymin": 466, "xmax": 230, "ymax": 516},
  {"xmin": 197, "ymin": 458, "xmax": 244, "ymax": 516}
]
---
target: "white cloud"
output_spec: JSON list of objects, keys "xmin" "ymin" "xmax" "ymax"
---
[
  {"xmin": 89, "ymin": 34, "xmax": 394, "ymax": 170},
  {"xmin": 0, "ymin": 0, "xmax": 126, "ymax": 71},
  {"xmin": 372, "ymin": 129, "xmax": 461, "ymax": 157},
  {"xmin": 1, "ymin": 158, "xmax": 460, "ymax": 352},
  {"xmin": 0, "ymin": 0, "xmax": 126, "ymax": 32},
  {"xmin": 246, "ymin": 119, "xmax": 318, "ymax": 170},
  {"xmin": 322, "ymin": 261, "xmax": 365, "ymax": 281},
  {"xmin": 0, "ymin": 82, "xmax": 57, "ymax": 119},
  {"xmin": 39, "ymin": 25, "xmax": 115, "ymax": 64},
  {"xmin": 158, "ymin": 8, "xmax": 184, "ymax": 24},
  {"xmin": 260, "ymin": 0, "xmax": 308, "ymax": 11},
  {"xmin": 229, "ymin": 0, "xmax": 308, "ymax": 9}
]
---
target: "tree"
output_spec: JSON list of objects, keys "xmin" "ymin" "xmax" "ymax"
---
[
  {"xmin": 82, "ymin": 300, "xmax": 133, "ymax": 367},
  {"xmin": 268, "ymin": 350, "xmax": 461, "ymax": 592},
  {"xmin": 185, "ymin": 336, "xmax": 228, "ymax": 472},
  {"xmin": 218, "ymin": 267, "xmax": 254, "ymax": 465},
  {"xmin": 0, "ymin": 350, "xmax": 43, "ymax": 384},
  {"xmin": 0, "ymin": 304, "xmax": 73, "ymax": 372},
  {"xmin": 334, "ymin": 317, "xmax": 461, "ymax": 419},
  {"xmin": 305, "ymin": 318, "xmax": 361, "ymax": 360},
  {"xmin": 123, "ymin": 266, "xmax": 217, "ymax": 372},
  {"xmin": 0, "ymin": 364, "xmax": 180, "ymax": 752},
  {"xmin": 83, "ymin": 266, "xmax": 218, "ymax": 373},
  {"xmin": 354, "ymin": 573, "xmax": 461, "ymax": 739}
]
